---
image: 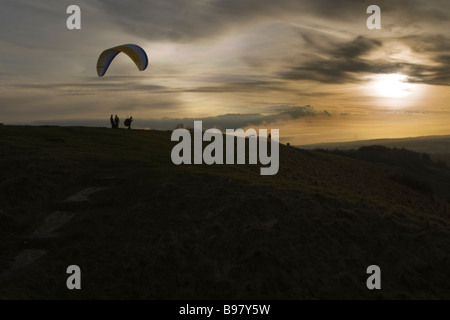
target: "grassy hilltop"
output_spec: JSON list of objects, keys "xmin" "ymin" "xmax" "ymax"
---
[{"xmin": 1, "ymin": 125, "xmax": 450, "ymax": 299}]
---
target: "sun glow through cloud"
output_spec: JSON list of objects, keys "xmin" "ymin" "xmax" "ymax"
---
[{"xmin": 372, "ymin": 74, "xmax": 415, "ymax": 99}]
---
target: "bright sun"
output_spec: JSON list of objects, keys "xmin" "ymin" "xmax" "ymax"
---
[{"xmin": 372, "ymin": 74, "xmax": 414, "ymax": 98}]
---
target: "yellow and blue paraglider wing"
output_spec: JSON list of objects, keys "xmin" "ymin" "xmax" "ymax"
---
[{"xmin": 96, "ymin": 44, "xmax": 148, "ymax": 77}]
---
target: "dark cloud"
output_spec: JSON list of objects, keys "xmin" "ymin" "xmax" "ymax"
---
[
  {"xmin": 279, "ymin": 34, "xmax": 450, "ymax": 86},
  {"xmin": 278, "ymin": 35, "xmax": 378, "ymax": 83},
  {"xmin": 270, "ymin": 105, "xmax": 328, "ymax": 119},
  {"xmin": 279, "ymin": 36, "xmax": 385, "ymax": 83},
  {"xmin": 333, "ymin": 36, "xmax": 382, "ymax": 59}
]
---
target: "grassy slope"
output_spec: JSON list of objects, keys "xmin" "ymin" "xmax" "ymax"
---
[{"xmin": 1, "ymin": 125, "xmax": 450, "ymax": 299}]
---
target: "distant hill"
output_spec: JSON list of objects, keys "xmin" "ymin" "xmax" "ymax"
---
[
  {"xmin": 297, "ymin": 135, "xmax": 450, "ymax": 164},
  {"xmin": 314, "ymin": 145, "xmax": 450, "ymax": 200},
  {"xmin": 1, "ymin": 125, "xmax": 450, "ymax": 299}
]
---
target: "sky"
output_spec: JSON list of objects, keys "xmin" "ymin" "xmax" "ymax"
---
[{"xmin": 1, "ymin": 0, "xmax": 450, "ymax": 144}]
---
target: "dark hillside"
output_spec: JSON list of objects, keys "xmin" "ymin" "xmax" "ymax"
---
[{"xmin": 1, "ymin": 125, "xmax": 450, "ymax": 299}]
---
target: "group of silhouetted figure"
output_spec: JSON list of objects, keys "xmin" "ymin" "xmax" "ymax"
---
[{"xmin": 110, "ymin": 114, "xmax": 133, "ymax": 130}]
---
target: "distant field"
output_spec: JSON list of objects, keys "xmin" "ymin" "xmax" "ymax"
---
[{"xmin": 1, "ymin": 125, "xmax": 450, "ymax": 299}]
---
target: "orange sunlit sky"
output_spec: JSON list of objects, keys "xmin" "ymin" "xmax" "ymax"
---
[{"xmin": 1, "ymin": 0, "xmax": 450, "ymax": 144}]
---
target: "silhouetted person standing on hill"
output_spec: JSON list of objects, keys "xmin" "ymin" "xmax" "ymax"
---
[
  {"xmin": 114, "ymin": 115, "xmax": 119, "ymax": 129},
  {"xmin": 110, "ymin": 115, "xmax": 114, "ymax": 128},
  {"xmin": 124, "ymin": 117, "xmax": 133, "ymax": 130}
]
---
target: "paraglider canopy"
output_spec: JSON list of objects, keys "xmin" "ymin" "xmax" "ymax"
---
[{"xmin": 96, "ymin": 44, "xmax": 148, "ymax": 77}]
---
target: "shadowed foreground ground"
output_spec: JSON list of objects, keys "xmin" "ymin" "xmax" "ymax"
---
[{"xmin": 1, "ymin": 125, "xmax": 450, "ymax": 299}]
